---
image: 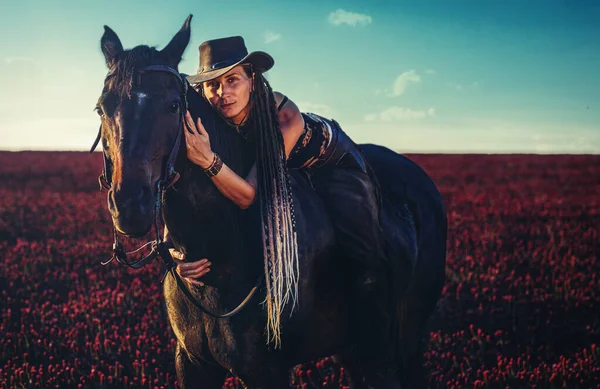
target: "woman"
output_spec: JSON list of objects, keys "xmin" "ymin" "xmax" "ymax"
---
[{"xmin": 171, "ymin": 36, "xmax": 395, "ymax": 377}]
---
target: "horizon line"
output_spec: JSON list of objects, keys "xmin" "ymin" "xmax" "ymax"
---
[{"xmin": 1, "ymin": 149, "xmax": 599, "ymax": 156}]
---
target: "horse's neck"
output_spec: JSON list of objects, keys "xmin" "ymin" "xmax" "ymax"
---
[{"xmin": 166, "ymin": 129, "xmax": 260, "ymax": 286}]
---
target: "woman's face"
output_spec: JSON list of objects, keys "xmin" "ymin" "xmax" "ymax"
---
[{"xmin": 202, "ymin": 65, "xmax": 253, "ymax": 125}]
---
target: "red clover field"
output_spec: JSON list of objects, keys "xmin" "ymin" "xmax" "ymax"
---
[{"xmin": 1, "ymin": 152, "xmax": 598, "ymax": 388}]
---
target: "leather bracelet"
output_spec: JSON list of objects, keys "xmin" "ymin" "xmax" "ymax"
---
[{"xmin": 204, "ymin": 153, "xmax": 223, "ymax": 177}]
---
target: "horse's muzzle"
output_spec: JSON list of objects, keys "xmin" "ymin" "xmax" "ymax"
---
[{"xmin": 108, "ymin": 182, "xmax": 154, "ymax": 237}]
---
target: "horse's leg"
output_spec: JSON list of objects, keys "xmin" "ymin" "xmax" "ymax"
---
[
  {"xmin": 396, "ymin": 281, "xmax": 444, "ymax": 388},
  {"xmin": 395, "ymin": 295, "xmax": 428, "ymax": 389},
  {"xmin": 332, "ymin": 353, "xmax": 368, "ymax": 389},
  {"xmin": 174, "ymin": 343, "xmax": 228, "ymax": 389},
  {"xmin": 396, "ymin": 231, "xmax": 446, "ymax": 389},
  {"xmin": 262, "ymin": 373, "xmax": 290, "ymax": 389},
  {"xmin": 237, "ymin": 366, "xmax": 289, "ymax": 389}
]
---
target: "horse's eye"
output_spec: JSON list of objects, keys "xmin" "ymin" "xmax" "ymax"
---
[{"xmin": 170, "ymin": 101, "xmax": 180, "ymax": 114}]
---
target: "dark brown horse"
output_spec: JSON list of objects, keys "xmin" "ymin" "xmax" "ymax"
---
[{"xmin": 94, "ymin": 15, "xmax": 447, "ymax": 389}]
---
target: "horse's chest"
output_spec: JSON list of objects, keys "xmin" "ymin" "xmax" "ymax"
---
[
  {"xmin": 165, "ymin": 278, "xmax": 273, "ymax": 370},
  {"xmin": 167, "ymin": 304, "xmax": 248, "ymax": 370},
  {"xmin": 204, "ymin": 313, "xmax": 271, "ymax": 373}
]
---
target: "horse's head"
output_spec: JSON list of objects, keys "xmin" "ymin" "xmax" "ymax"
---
[{"xmin": 95, "ymin": 15, "xmax": 199, "ymax": 237}]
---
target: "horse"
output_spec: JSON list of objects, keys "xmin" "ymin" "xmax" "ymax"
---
[{"xmin": 93, "ymin": 15, "xmax": 447, "ymax": 389}]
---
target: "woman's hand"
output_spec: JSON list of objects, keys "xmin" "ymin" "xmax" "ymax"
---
[
  {"xmin": 184, "ymin": 110, "xmax": 215, "ymax": 169},
  {"xmin": 169, "ymin": 247, "xmax": 211, "ymax": 287}
]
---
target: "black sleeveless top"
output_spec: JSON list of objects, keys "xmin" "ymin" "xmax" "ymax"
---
[
  {"xmin": 277, "ymin": 96, "xmax": 335, "ymax": 169},
  {"xmin": 233, "ymin": 95, "xmax": 335, "ymax": 169}
]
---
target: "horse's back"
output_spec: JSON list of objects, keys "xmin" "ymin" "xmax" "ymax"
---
[{"xmin": 359, "ymin": 144, "xmax": 446, "ymax": 228}]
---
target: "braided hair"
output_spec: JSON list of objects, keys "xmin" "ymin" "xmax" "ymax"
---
[{"xmin": 198, "ymin": 66, "xmax": 299, "ymax": 349}]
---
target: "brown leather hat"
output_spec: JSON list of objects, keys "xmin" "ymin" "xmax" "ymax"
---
[{"xmin": 186, "ymin": 36, "xmax": 274, "ymax": 84}]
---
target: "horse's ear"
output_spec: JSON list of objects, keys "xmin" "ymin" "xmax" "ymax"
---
[
  {"xmin": 161, "ymin": 14, "xmax": 193, "ymax": 68},
  {"xmin": 101, "ymin": 25, "xmax": 123, "ymax": 69}
]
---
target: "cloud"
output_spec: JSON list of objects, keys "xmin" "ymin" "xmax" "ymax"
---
[
  {"xmin": 448, "ymin": 81, "xmax": 479, "ymax": 91},
  {"xmin": 449, "ymin": 83, "xmax": 464, "ymax": 91},
  {"xmin": 296, "ymin": 102, "xmax": 334, "ymax": 117},
  {"xmin": 4, "ymin": 56, "xmax": 34, "ymax": 64},
  {"xmin": 534, "ymin": 143, "xmax": 556, "ymax": 153},
  {"xmin": 425, "ymin": 69, "xmax": 436, "ymax": 74},
  {"xmin": 264, "ymin": 31, "xmax": 281, "ymax": 44},
  {"xmin": 391, "ymin": 70, "xmax": 421, "ymax": 96},
  {"xmin": 365, "ymin": 106, "xmax": 435, "ymax": 122},
  {"xmin": 328, "ymin": 9, "xmax": 372, "ymax": 27}
]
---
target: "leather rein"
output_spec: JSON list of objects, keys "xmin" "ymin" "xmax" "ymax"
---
[{"xmin": 90, "ymin": 64, "xmax": 260, "ymax": 319}]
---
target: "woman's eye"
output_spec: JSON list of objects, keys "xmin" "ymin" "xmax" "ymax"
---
[
  {"xmin": 227, "ymin": 77, "xmax": 236, "ymax": 84},
  {"xmin": 95, "ymin": 106, "xmax": 104, "ymax": 117}
]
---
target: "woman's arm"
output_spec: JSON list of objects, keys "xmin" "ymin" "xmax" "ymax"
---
[
  {"xmin": 184, "ymin": 111, "xmax": 256, "ymax": 209},
  {"xmin": 237, "ymin": 92, "xmax": 303, "ymax": 195},
  {"xmin": 273, "ymin": 91, "xmax": 306, "ymax": 158},
  {"xmin": 164, "ymin": 225, "xmax": 211, "ymax": 286},
  {"xmin": 184, "ymin": 97, "xmax": 304, "ymax": 209}
]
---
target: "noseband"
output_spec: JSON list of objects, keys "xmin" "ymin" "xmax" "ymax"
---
[{"xmin": 90, "ymin": 65, "xmax": 259, "ymax": 319}]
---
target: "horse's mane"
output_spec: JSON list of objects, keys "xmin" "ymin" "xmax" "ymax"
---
[{"xmin": 106, "ymin": 45, "xmax": 169, "ymax": 98}]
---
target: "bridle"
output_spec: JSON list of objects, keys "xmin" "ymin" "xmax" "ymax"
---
[{"xmin": 90, "ymin": 64, "xmax": 260, "ymax": 319}]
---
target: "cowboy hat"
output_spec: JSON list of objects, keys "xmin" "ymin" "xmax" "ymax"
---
[{"xmin": 186, "ymin": 36, "xmax": 274, "ymax": 84}]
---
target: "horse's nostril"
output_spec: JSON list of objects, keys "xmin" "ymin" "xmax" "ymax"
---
[{"xmin": 111, "ymin": 183, "xmax": 151, "ymax": 216}]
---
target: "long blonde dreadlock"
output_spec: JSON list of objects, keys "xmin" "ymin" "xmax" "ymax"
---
[{"xmin": 252, "ymin": 72, "xmax": 299, "ymax": 349}]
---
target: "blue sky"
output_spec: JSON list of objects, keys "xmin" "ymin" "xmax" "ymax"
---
[{"xmin": 1, "ymin": 0, "xmax": 598, "ymax": 153}]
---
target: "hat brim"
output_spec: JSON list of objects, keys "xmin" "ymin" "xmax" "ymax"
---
[{"xmin": 186, "ymin": 51, "xmax": 274, "ymax": 84}]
